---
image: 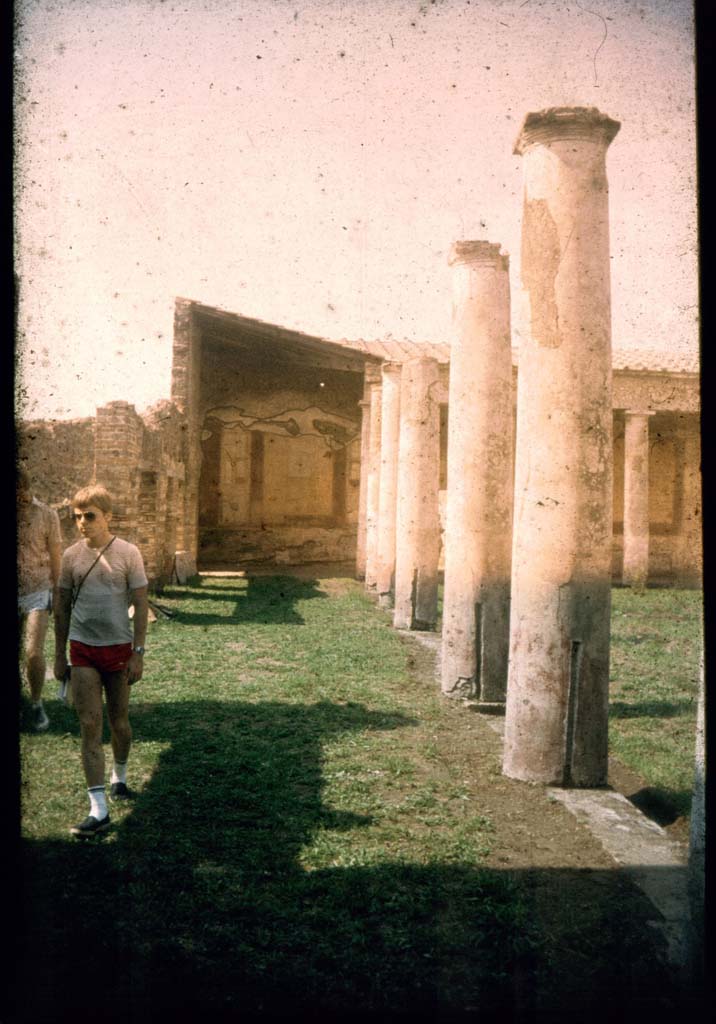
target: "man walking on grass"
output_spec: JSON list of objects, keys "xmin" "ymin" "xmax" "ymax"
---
[
  {"xmin": 17, "ymin": 466, "xmax": 63, "ymax": 732},
  {"xmin": 54, "ymin": 484, "xmax": 149, "ymax": 838}
]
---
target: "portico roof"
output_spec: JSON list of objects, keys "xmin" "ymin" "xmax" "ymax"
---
[{"xmin": 179, "ymin": 299, "xmax": 699, "ymax": 377}]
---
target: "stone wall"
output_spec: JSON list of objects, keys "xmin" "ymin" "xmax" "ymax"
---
[
  {"xmin": 17, "ymin": 417, "xmax": 96, "ymax": 546},
  {"xmin": 19, "ymin": 399, "xmax": 188, "ymax": 585},
  {"xmin": 18, "ymin": 418, "xmax": 95, "ymax": 501}
]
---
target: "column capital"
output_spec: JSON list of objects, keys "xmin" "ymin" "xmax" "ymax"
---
[
  {"xmin": 514, "ymin": 106, "xmax": 620, "ymax": 156},
  {"xmin": 448, "ymin": 240, "xmax": 509, "ymax": 271},
  {"xmin": 381, "ymin": 360, "xmax": 402, "ymax": 376},
  {"xmin": 404, "ymin": 354, "xmax": 440, "ymax": 369}
]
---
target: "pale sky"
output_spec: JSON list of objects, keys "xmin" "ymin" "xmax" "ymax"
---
[{"xmin": 15, "ymin": 0, "xmax": 698, "ymax": 421}]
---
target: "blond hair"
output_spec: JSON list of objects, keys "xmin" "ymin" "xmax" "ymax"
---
[{"xmin": 72, "ymin": 484, "xmax": 113, "ymax": 515}]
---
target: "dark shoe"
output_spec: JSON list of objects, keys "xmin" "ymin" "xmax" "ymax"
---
[
  {"xmin": 70, "ymin": 814, "xmax": 110, "ymax": 838},
  {"xmin": 32, "ymin": 705, "xmax": 50, "ymax": 732},
  {"xmin": 109, "ymin": 782, "xmax": 133, "ymax": 802}
]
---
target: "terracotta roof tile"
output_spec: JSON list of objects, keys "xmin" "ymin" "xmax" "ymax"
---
[
  {"xmin": 330, "ymin": 335, "xmax": 698, "ymax": 374},
  {"xmin": 183, "ymin": 301, "xmax": 699, "ymax": 375}
]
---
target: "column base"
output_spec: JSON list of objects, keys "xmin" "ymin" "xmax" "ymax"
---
[
  {"xmin": 441, "ymin": 675, "xmax": 476, "ymax": 700},
  {"xmin": 464, "ymin": 701, "xmax": 506, "ymax": 715}
]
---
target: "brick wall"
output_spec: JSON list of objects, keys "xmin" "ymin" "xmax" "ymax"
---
[
  {"xmin": 94, "ymin": 401, "xmax": 144, "ymax": 540},
  {"xmin": 93, "ymin": 400, "xmax": 188, "ymax": 582}
]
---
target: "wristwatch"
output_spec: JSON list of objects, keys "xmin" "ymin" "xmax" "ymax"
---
[{"xmin": 133, "ymin": 646, "xmax": 145, "ymax": 655}]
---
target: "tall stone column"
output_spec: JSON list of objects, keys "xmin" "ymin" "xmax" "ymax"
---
[
  {"xmin": 441, "ymin": 242, "xmax": 514, "ymax": 702},
  {"xmin": 364, "ymin": 382, "xmax": 383, "ymax": 590},
  {"xmin": 674, "ymin": 415, "xmax": 703, "ymax": 586},
  {"xmin": 393, "ymin": 357, "xmax": 441, "ymax": 630},
  {"xmin": 355, "ymin": 394, "xmax": 371, "ymax": 579},
  {"xmin": 375, "ymin": 362, "xmax": 402, "ymax": 607},
  {"xmin": 503, "ymin": 107, "xmax": 620, "ymax": 786},
  {"xmin": 688, "ymin": 652, "xmax": 705, "ymax": 971},
  {"xmin": 622, "ymin": 410, "xmax": 655, "ymax": 588},
  {"xmin": 172, "ymin": 299, "xmax": 202, "ymax": 564}
]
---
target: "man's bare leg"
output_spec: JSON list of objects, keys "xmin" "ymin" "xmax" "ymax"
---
[
  {"xmin": 72, "ymin": 666, "xmax": 106, "ymax": 786},
  {"xmin": 23, "ymin": 609, "xmax": 50, "ymax": 730},
  {"xmin": 105, "ymin": 669, "xmax": 133, "ymax": 797},
  {"xmin": 70, "ymin": 666, "xmax": 109, "ymax": 834}
]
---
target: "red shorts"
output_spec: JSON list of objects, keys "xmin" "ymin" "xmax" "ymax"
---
[{"xmin": 69, "ymin": 641, "xmax": 133, "ymax": 675}]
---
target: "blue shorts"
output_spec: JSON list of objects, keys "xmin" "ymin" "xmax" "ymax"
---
[{"xmin": 18, "ymin": 590, "xmax": 52, "ymax": 615}]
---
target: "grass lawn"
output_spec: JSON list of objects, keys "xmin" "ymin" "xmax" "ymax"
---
[
  {"xmin": 15, "ymin": 576, "xmax": 702, "ymax": 1019},
  {"xmin": 20, "ymin": 576, "xmax": 530, "ymax": 1018},
  {"xmin": 610, "ymin": 587, "xmax": 703, "ymax": 821}
]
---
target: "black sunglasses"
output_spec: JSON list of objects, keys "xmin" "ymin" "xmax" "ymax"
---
[{"xmin": 71, "ymin": 511, "xmax": 97, "ymax": 522}]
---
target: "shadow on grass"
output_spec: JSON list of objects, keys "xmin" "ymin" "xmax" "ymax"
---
[
  {"xmin": 628, "ymin": 786, "xmax": 693, "ymax": 825},
  {"xmin": 610, "ymin": 700, "xmax": 694, "ymax": 719},
  {"xmin": 15, "ymin": 699, "xmax": 696, "ymax": 1021},
  {"xmin": 165, "ymin": 575, "xmax": 327, "ymax": 627}
]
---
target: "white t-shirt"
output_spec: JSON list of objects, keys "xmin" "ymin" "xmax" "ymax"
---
[{"xmin": 59, "ymin": 537, "xmax": 148, "ymax": 646}]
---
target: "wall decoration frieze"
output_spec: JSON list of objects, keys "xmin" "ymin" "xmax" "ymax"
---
[{"xmin": 202, "ymin": 405, "xmax": 360, "ymax": 450}]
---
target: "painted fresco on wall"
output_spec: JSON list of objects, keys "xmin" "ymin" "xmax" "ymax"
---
[
  {"xmin": 201, "ymin": 405, "xmax": 359, "ymax": 451},
  {"xmin": 199, "ymin": 404, "xmax": 360, "ymax": 530}
]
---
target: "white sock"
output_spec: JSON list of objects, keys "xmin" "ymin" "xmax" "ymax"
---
[
  {"xmin": 110, "ymin": 760, "xmax": 128, "ymax": 785},
  {"xmin": 88, "ymin": 786, "xmax": 108, "ymax": 820}
]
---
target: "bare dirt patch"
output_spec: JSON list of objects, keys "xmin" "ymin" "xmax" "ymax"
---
[
  {"xmin": 316, "ymin": 577, "xmax": 356, "ymax": 598},
  {"xmin": 399, "ymin": 636, "xmax": 619, "ymax": 871}
]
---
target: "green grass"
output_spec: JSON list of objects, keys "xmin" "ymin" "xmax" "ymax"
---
[
  {"xmin": 19, "ymin": 575, "xmax": 531, "ymax": 1017},
  {"xmin": 17, "ymin": 576, "xmax": 701, "ymax": 1017},
  {"xmin": 609, "ymin": 587, "xmax": 703, "ymax": 818}
]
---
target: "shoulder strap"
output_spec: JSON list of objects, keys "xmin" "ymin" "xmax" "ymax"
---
[{"xmin": 71, "ymin": 537, "xmax": 116, "ymax": 608}]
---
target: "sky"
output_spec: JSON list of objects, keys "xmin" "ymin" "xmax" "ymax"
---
[{"xmin": 15, "ymin": 0, "xmax": 698, "ymax": 421}]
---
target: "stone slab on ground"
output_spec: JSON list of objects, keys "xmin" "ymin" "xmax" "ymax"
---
[{"xmin": 547, "ymin": 787, "xmax": 690, "ymax": 969}]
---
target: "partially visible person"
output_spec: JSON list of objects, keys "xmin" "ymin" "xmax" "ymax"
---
[
  {"xmin": 17, "ymin": 466, "xmax": 62, "ymax": 732},
  {"xmin": 54, "ymin": 484, "xmax": 148, "ymax": 838}
]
